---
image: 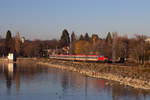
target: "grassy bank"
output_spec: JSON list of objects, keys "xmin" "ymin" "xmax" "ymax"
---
[{"xmin": 38, "ymin": 58, "xmax": 150, "ymax": 90}]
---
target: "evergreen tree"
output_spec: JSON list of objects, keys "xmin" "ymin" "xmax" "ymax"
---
[
  {"xmin": 79, "ymin": 34, "xmax": 84, "ymax": 40},
  {"xmin": 6, "ymin": 30, "xmax": 12, "ymax": 42},
  {"xmin": 5, "ymin": 30, "xmax": 13, "ymax": 54},
  {"xmin": 71, "ymin": 31, "xmax": 76, "ymax": 42},
  {"xmin": 84, "ymin": 33, "xmax": 90, "ymax": 41},
  {"xmin": 60, "ymin": 29, "xmax": 70, "ymax": 47},
  {"xmin": 106, "ymin": 32, "xmax": 112, "ymax": 43}
]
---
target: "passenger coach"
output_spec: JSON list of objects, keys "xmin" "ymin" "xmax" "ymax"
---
[{"xmin": 49, "ymin": 55, "xmax": 109, "ymax": 62}]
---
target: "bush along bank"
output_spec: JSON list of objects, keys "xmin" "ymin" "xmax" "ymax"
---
[{"xmin": 38, "ymin": 58, "xmax": 150, "ymax": 90}]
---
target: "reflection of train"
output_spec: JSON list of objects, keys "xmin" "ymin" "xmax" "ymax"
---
[{"xmin": 49, "ymin": 55, "xmax": 109, "ymax": 62}]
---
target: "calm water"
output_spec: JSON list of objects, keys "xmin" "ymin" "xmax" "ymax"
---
[{"xmin": 0, "ymin": 62, "xmax": 150, "ymax": 100}]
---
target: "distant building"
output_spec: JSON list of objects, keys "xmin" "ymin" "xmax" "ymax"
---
[
  {"xmin": 62, "ymin": 46, "xmax": 70, "ymax": 54},
  {"xmin": 8, "ymin": 53, "xmax": 16, "ymax": 62},
  {"xmin": 146, "ymin": 38, "xmax": 150, "ymax": 43},
  {"xmin": 8, "ymin": 53, "xmax": 14, "ymax": 62},
  {"xmin": 21, "ymin": 37, "xmax": 25, "ymax": 43}
]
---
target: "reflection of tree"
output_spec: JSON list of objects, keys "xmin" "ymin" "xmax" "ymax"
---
[
  {"xmin": 5, "ymin": 70, "xmax": 12, "ymax": 90},
  {"xmin": 0, "ymin": 62, "xmax": 55, "ymax": 94},
  {"xmin": 4, "ymin": 63, "xmax": 15, "ymax": 94},
  {"xmin": 61, "ymin": 72, "xmax": 69, "ymax": 100},
  {"xmin": 4, "ymin": 63, "xmax": 21, "ymax": 94},
  {"xmin": 14, "ymin": 63, "xmax": 20, "ymax": 93},
  {"xmin": 61, "ymin": 72, "xmax": 69, "ymax": 93},
  {"xmin": 111, "ymin": 85, "xmax": 148, "ymax": 100},
  {"xmin": 84, "ymin": 76, "xmax": 88, "ymax": 100}
]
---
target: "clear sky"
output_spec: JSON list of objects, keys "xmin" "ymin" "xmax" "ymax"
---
[{"xmin": 0, "ymin": 0, "xmax": 150, "ymax": 40}]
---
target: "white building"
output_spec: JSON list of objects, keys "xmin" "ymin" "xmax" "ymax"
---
[
  {"xmin": 8, "ymin": 53, "xmax": 14, "ymax": 60},
  {"xmin": 146, "ymin": 38, "xmax": 150, "ymax": 43},
  {"xmin": 8, "ymin": 53, "xmax": 16, "ymax": 62},
  {"xmin": 21, "ymin": 37, "xmax": 25, "ymax": 43}
]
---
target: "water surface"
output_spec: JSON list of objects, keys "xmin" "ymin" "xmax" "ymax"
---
[{"xmin": 0, "ymin": 62, "xmax": 150, "ymax": 100}]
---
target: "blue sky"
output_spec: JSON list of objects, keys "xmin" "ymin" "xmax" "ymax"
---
[{"xmin": 0, "ymin": 0, "xmax": 150, "ymax": 40}]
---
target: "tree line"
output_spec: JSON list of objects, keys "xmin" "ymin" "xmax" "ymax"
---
[
  {"xmin": 0, "ymin": 29, "xmax": 150, "ymax": 65},
  {"xmin": 55, "ymin": 29, "xmax": 150, "ymax": 65}
]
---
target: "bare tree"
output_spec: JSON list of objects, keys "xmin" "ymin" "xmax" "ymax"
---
[
  {"xmin": 15, "ymin": 32, "xmax": 21, "ymax": 56},
  {"xmin": 112, "ymin": 32, "xmax": 118, "ymax": 62},
  {"xmin": 115, "ymin": 36, "xmax": 129, "ymax": 60},
  {"xmin": 129, "ymin": 35, "xmax": 149, "ymax": 65}
]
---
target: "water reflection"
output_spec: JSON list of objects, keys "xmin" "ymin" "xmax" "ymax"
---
[
  {"xmin": 111, "ymin": 85, "xmax": 148, "ymax": 100},
  {"xmin": 0, "ymin": 62, "xmax": 150, "ymax": 100},
  {"xmin": 3, "ymin": 63, "xmax": 19, "ymax": 94},
  {"xmin": 8, "ymin": 63, "xmax": 16, "ymax": 73}
]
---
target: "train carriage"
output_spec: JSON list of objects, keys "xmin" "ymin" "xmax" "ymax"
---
[{"xmin": 49, "ymin": 55, "xmax": 109, "ymax": 62}]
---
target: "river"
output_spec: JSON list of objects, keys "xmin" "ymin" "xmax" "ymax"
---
[{"xmin": 0, "ymin": 61, "xmax": 150, "ymax": 100}]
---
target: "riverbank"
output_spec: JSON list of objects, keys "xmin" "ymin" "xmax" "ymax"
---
[
  {"xmin": 38, "ymin": 58, "xmax": 150, "ymax": 90},
  {"xmin": 0, "ymin": 58, "xmax": 37, "ymax": 63}
]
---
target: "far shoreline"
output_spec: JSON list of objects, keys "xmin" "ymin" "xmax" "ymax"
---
[{"xmin": 0, "ymin": 57, "xmax": 37, "ymax": 63}]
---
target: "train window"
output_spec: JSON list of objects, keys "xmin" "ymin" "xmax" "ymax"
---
[{"xmin": 99, "ymin": 55, "xmax": 104, "ymax": 57}]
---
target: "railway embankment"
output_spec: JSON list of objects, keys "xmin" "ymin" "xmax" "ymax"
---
[{"xmin": 38, "ymin": 58, "xmax": 150, "ymax": 90}]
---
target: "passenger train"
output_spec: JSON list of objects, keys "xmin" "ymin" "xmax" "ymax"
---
[{"xmin": 49, "ymin": 55, "xmax": 109, "ymax": 62}]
